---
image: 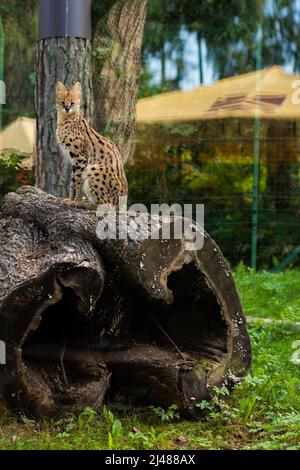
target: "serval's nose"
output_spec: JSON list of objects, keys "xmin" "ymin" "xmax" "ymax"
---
[{"xmin": 64, "ymin": 105, "xmax": 71, "ymax": 112}]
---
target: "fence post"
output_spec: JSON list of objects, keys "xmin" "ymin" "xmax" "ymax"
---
[{"xmin": 251, "ymin": 23, "xmax": 263, "ymax": 270}]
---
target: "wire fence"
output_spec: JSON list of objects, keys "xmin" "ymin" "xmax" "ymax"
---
[{"xmin": 128, "ymin": 126, "xmax": 300, "ymax": 270}]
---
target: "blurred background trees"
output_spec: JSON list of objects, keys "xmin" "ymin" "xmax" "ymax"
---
[
  {"xmin": 2, "ymin": 0, "xmax": 300, "ymax": 126},
  {"xmin": 1, "ymin": 0, "xmax": 300, "ymax": 268},
  {"xmin": 0, "ymin": 0, "xmax": 36, "ymax": 125}
]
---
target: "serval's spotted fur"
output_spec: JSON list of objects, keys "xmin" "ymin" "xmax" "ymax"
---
[{"xmin": 56, "ymin": 81, "xmax": 128, "ymax": 208}]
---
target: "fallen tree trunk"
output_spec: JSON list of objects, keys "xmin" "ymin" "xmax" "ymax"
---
[
  {"xmin": 0, "ymin": 212, "xmax": 107, "ymax": 416},
  {"xmin": 0, "ymin": 186, "xmax": 251, "ymax": 418}
]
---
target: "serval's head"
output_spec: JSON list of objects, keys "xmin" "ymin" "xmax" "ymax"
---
[{"xmin": 56, "ymin": 81, "xmax": 81, "ymax": 120}]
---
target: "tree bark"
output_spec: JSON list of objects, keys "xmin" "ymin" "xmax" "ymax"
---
[
  {"xmin": 93, "ymin": 0, "xmax": 148, "ymax": 163},
  {"xmin": 35, "ymin": 38, "xmax": 93, "ymax": 198},
  {"xmin": 0, "ymin": 186, "xmax": 251, "ymax": 418},
  {"xmin": 0, "ymin": 212, "xmax": 107, "ymax": 416}
]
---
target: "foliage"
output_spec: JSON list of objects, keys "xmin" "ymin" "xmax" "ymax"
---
[
  {"xmin": 77, "ymin": 407, "xmax": 97, "ymax": 431},
  {"xmin": 0, "ymin": 153, "xmax": 32, "ymax": 202},
  {"xmin": 1, "ymin": 3, "xmax": 36, "ymax": 126},
  {"xmin": 149, "ymin": 405, "xmax": 180, "ymax": 422},
  {"xmin": 3, "ymin": 0, "xmax": 300, "ymax": 117},
  {"xmin": 263, "ymin": 0, "xmax": 300, "ymax": 72},
  {"xmin": 91, "ymin": 0, "xmax": 114, "ymax": 33},
  {"xmin": 0, "ymin": 0, "xmax": 35, "ymax": 18},
  {"xmin": 127, "ymin": 147, "xmax": 300, "ymax": 269},
  {"xmin": 0, "ymin": 269, "xmax": 299, "ymax": 450},
  {"xmin": 181, "ymin": 0, "xmax": 263, "ymax": 80},
  {"xmin": 138, "ymin": 65, "xmax": 162, "ymax": 98},
  {"xmin": 103, "ymin": 406, "xmax": 122, "ymax": 450}
]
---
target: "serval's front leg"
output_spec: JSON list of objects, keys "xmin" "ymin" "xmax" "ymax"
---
[
  {"xmin": 61, "ymin": 165, "xmax": 84, "ymax": 206},
  {"xmin": 71, "ymin": 165, "xmax": 84, "ymax": 202},
  {"xmin": 61, "ymin": 161, "xmax": 95, "ymax": 208}
]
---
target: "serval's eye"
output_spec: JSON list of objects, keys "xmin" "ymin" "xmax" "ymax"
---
[
  {"xmin": 71, "ymin": 102, "xmax": 74, "ymax": 106},
  {"xmin": 60, "ymin": 102, "xmax": 64, "ymax": 105}
]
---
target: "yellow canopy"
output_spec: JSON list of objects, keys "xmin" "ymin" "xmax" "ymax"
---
[
  {"xmin": 136, "ymin": 66, "xmax": 300, "ymax": 124},
  {"xmin": 0, "ymin": 117, "xmax": 35, "ymax": 170},
  {"xmin": 0, "ymin": 117, "xmax": 35, "ymax": 154}
]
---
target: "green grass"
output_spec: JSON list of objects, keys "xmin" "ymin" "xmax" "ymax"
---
[
  {"xmin": 0, "ymin": 268, "xmax": 299, "ymax": 450},
  {"xmin": 234, "ymin": 264, "xmax": 300, "ymax": 322}
]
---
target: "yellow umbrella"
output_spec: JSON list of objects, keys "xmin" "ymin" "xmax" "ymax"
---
[
  {"xmin": 136, "ymin": 66, "xmax": 300, "ymax": 270},
  {"xmin": 0, "ymin": 116, "xmax": 35, "ymax": 154},
  {"xmin": 0, "ymin": 117, "xmax": 35, "ymax": 170},
  {"xmin": 136, "ymin": 66, "xmax": 300, "ymax": 124}
]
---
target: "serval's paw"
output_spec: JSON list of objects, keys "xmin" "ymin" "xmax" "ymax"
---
[
  {"xmin": 60, "ymin": 198, "xmax": 95, "ymax": 210},
  {"xmin": 60, "ymin": 197, "xmax": 76, "ymax": 206}
]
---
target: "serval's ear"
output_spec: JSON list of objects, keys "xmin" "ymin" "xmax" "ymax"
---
[
  {"xmin": 56, "ymin": 81, "xmax": 67, "ymax": 96},
  {"xmin": 70, "ymin": 82, "xmax": 81, "ymax": 99}
]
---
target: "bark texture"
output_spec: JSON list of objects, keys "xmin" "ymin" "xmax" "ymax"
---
[
  {"xmin": 35, "ymin": 38, "xmax": 93, "ymax": 197},
  {"xmin": 0, "ymin": 186, "xmax": 251, "ymax": 417},
  {"xmin": 93, "ymin": 0, "xmax": 148, "ymax": 162}
]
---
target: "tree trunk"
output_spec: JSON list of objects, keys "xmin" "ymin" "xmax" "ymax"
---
[
  {"xmin": 93, "ymin": 0, "xmax": 148, "ymax": 163},
  {"xmin": 35, "ymin": 38, "xmax": 93, "ymax": 197},
  {"xmin": 0, "ymin": 186, "xmax": 251, "ymax": 418}
]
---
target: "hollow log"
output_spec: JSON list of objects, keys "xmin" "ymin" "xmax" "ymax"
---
[
  {"xmin": 0, "ymin": 186, "xmax": 251, "ymax": 418},
  {"xmin": 0, "ymin": 213, "xmax": 107, "ymax": 416}
]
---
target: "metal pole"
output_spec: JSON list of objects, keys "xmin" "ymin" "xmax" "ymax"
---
[
  {"xmin": 251, "ymin": 23, "xmax": 263, "ymax": 270},
  {"xmin": 38, "ymin": 0, "xmax": 91, "ymax": 40}
]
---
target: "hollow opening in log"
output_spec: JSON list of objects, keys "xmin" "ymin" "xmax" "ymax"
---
[
  {"xmin": 125, "ymin": 262, "xmax": 227, "ymax": 360},
  {"xmin": 102, "ymin": 262, "xmax": 228, "ymax": 411},
  {"xmin": 21, "ymin": 284, "xmax": 108, "ymax": 415},
  {"xmin": 163, "ymin": 262, "xmax": 228, "ymax": 360},
  {"xmin": 16, "ymin": 262, "xmax": 229, "ymax": 415},
  {"xmin": 23, "ymin": 286, "xmax": 85, "ymax": 348}
]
